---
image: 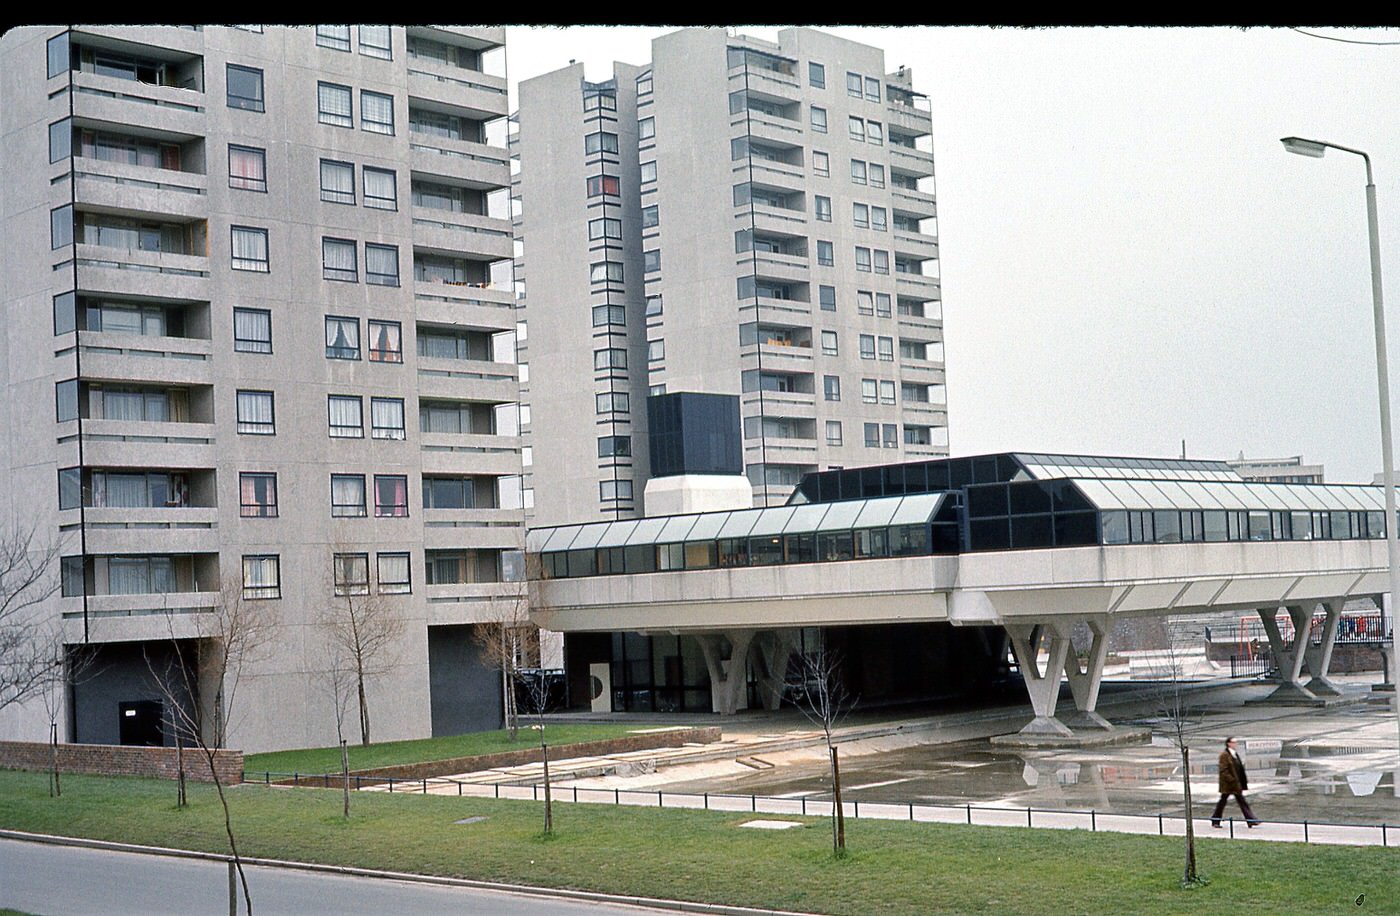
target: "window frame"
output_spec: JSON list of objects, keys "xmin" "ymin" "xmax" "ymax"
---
[
  {"xmin": 370, "ymin": 396, "xmax": 406, "ymax": 439},
  {"xmin": 362, "ymin": 166, "xmax": 397, "ymax": 210},
  {"xmin": 367, "ymin": 318, "xmax": 403, "ymax": 361},
  {"xmin": 226, "ymin": 64, "xmax": 265, "ymax": 113},
  {"xmin": 365, "ymin": 244, "xmax": 400, "ymax": 287},
  {"xmin": 235, "ymin": 389, "xmax": 275, "ymax": 435},
  {"xmin": 812, "ymin": 150, "xmax": 829, "ymax": 178},
  {"xmin": 373, "ymin": 474, "xmax": 409, "ymax": 518},
  {"xmin": 360, "ymin": 89, "xmax": 395, "ymax": 135},
  {"xmin": 324, "ymin": 315, "xmax": 361, "ymax": 360},
  {"xmin": 315, "ymin": 25, "xmax": 351, "ymax": 52},
  {"xmin": 233, "ymin": 307, "xmax": 272, "ymax": 354},
  {"xmin": 358, "ymin": 25, "xmax": 392, "ymax": 60},
  {"xmin": 228, "ymin": 144, "xmax": 267, "ymax": 192},
  {"xmin": 333, "ymin": 553, "xmax": 370, "ymax": 596},
  {"xmin": 322, "ymin": 237, "xmax": 359, "ymax": 283},
  {"xmin": 327, "ymin": 394, "xmax": 364, "ymax": 439},
  {"xmin": 317, "ymin": 81, "xmax": 354, "ymax": 128},
  {"xmin": 810, "ymin": 106, "xmax": 827, "ymax": 133},
  {"xmin": 230, "ymin": 226, "xmax": 269, "ymax": 272},
  {"xmin": 319, "ymin": 159, "xmax": 356, "ymax": 205},
  {"xmin": 330, "ymin": 473, "xmax": 367, "ymax": 518},
  {"xmin": 808, "ymin": 61, "xmax": 825, "ymax": 89},
  {"xmin": 238, "ymin": 471, "xmax": 278, "ymax": 518},
  {"xmin": 377, "ymin": 552, "xmax": 411, "ymax": 593},
  {"xmin": 242, "ymin": 554, "xmax": 280, "ymax": 599}
]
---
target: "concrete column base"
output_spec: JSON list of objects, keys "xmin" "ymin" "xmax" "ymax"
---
[
  {"xmin": 1018, "ymin": 715, "xmax": 1074, "ymax": 737},
  {"xmin": 1304, "ymin": 676, "xmax": 1344, "ymax": 697},
  {"xmin": 1066, "ymin": 710, "xmax": 1114, "ymax": 731}
]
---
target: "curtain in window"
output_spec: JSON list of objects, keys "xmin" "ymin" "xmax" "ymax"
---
[
  {"xmin": 366, "ymin": 246, "xmax": 398, "ymax": 285},
  {"xmin": 102, "ymin": 389, "xmax": 145, "ymax": 421},
  {"xmin": 420, "ymin": 405, "xmax": 463, "ymax": 434},
  {"xmin": 418, "ymin": 333, "xmax": 460, "ymax": 359},
  {"xmin": 320, "ymin": 161, "xmax": 354, "ymax": 199},
  {"xmin": 361, "ymin": 92, "xmax": 394, "ymax": 132},
  {"xmin": 241, "ymin": 474, "xmax": 274, "ymax": 513},
  {"xmin": 328, "ymin": 396, "xmax": 362, "ymax": 434},
  {"xmin": 318, "ymin": 84, "xmax": 351, "ymax": 121},
  {"xmin": 363, "ymin": 168, "xmax": 396, "ymax": 206},
  {"xmin": 331, "ymin": 476, "xmax": 365, "ymax": 513},
  {"xmin": 377, "ymin": 553, "xmax": 409, "ymax": 590},
  {"xmin": 234, "ymin": 309, "xmax": 270, "ymax": 348},
  {"xmin": 325, "ymin": 318, "xmax": 359, "ymax": 355},
  {"xmin": 231, "ymin": 228, "xmax": 267, "ymax": 265},
  {"xmin": 102, "ymin": 473, "xmax": 149, "ymax": 507},
  {"xmin": 108, "ymin": 557, "xmax": 148, "ymax": 594},
  {"xmin": 371, "ymin": 398, "xmax": 404, "ymax": 438},
  {"xmin": 229, "ymin": 147, "xmax": 263, "ymax": 185},
  {"xmin": 323, "ymin": 240, "xmax": 356, "ymax": 276},
  {"xmin": 375, "ymin": 476, "xmax": 408, "ymax": 516},
  {"xmin": 243, "ymin": 556, "xmax": 277, "ymax": 591},
  {"xmin": 335, "ymin": 555, "xmax": 369, "ymax": 593},
  {"xmin": 237, "ymin": 391, "xmax": 273, "ymax": 429}
]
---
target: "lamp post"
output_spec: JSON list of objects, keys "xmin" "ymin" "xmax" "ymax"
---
[{"xmin": 1281, "ymin": 137, "xmax": 1400, "ymax": 739}]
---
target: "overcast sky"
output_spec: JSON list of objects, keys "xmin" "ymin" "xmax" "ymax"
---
[{"xmin": 503, "ymin": 26, "xmax": 1400, "ymax": 483}]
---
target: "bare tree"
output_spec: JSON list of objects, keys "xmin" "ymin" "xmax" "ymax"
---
[
  {"xmin": 1156, "ymin": 624, "xmax": 1207, "ymax": 888},
  {"xmin": 148, "ymin": 576, "xmax": 273, "ymax": 916},
  {"xmin": 36, "ymin": 633, "xmax": 99, "ymax": 798},
  {"xmin": 0, "ymin": 523, "xmax": 61, "ymax": 715},
  {"xmin": 322, "ymin": 648, "xmax": 357, "ymax": 819},
  {"xmin": 789, "ymin": 644, "xmax": 854, "ymax": 857},
  {"xmin": 321, "ymin": 551, "xmax": 407, "ymax": 747},
  {"xmin": 473, "ymin": 584, "xmax": 534, "ymax": 740},
  {"xmin": 515, "ymin": 662, "xmax": 556, "ymax": 836}
]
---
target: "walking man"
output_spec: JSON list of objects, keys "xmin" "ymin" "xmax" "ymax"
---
[{"xmin": 1211, "ymin": 736, "xmax": 1261, "ymax": 828}]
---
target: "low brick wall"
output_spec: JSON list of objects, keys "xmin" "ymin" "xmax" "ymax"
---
[
  {"xmin": 0, "ymin": 741, "xmax": 242, "ymax": 784},
  {"xmin": 1206, "ymin": 640, "xmax": 1386, "ymax": 674},
  {"xmin": 260, "ymin": 726, "xmax": 722, "ymax": 786}
]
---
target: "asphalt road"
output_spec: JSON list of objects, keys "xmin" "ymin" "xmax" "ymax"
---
[{"xmin": 0, "ymin": 837, "xmax": 676, "ymax": 916}]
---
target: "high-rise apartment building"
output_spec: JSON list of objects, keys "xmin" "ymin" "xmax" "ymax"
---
[
  {"xmin": 516, "ymin": 27, "xmax": 946, "ymax": 525},
  {"xmin": 0, "ymin": 26, "xmax": 524, "ymax": 752}
]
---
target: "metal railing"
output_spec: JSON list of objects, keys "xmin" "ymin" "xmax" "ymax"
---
[{"xmin": 249, "ymin": 771, "xmax": 1394, "ymax": 848}]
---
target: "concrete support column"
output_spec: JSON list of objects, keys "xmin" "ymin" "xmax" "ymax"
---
[
  {"xmin": 754, "ymin": 629, "xmax": 799, "ymax": 711},
  {"xmin": 1005, "ymin": 623, "xmax": 1073, "ymax": 737},
  {"xmin": 697, "ymin": 629, "xmax": 756, "ymax": 715},
  {"xmin": 1063, "ymin": 619, "xmax": 1112, "ymax": 730},
  {"xmin": 1302, "ymin": 600, "xmax": 1344, "ymax": 697},
  {"xmin": 1258, "ymin": 605, "xmax": 1319, "ymax": 703}
]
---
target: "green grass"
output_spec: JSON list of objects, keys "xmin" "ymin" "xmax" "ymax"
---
[
  {"xmin": 243, "ymin": 723, "xmax": 647, "ymax": 775},
  {"xmin": 1, "ymin": 770, "xmax": 1395, "ymax": 915}
]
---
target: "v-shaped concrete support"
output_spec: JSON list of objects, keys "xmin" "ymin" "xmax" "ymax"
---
[
  {"xmin": 754, "ymin": 629, "xmax": 800, "ymax": 711},
  {"xmin": 1062, "ymin": 620, "xmax": 1112, "ymax": 730},
  {"xmin": 1301, "ymin": 600, "xmax": 1343, "ymax": 697},
  {"xmin": 1258, "ymin": 605, "xmax": 1318, "ymax": 703},
  {"xmin": 1006, "ymin": 623, "xmax": 1073, "ymax": 736},
  {"xmin": 698, "ymin": 629, "xmax": 756, "ymax": 715}
]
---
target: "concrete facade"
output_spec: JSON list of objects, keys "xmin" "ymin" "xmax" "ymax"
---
[
  {"xmin": 516, "ymin": 28, "xmax": 946, "ymax": 525},
  {"xmin": 0, "ymin": 26, "xmax": 524, "ymax": 753}
]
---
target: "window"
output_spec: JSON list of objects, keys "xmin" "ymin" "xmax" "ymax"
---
[
  {"xmin": 47, "ymin": 32, "xmax": 69, "ymax": 80},
  {"xmin": 821, "ymin": 330, "xmax": 838, "ymax": 356},
  {"xmin": 867, "ymin": 121, "xmax": 884, "ymax": 145},
  {"xmin": 853, "ymin": 203, "xmax": 869, "ymax": 229},
  {"xmin": 826, "ymin": 421, "xmax": 843, "ymax": 446},
  {"xmin": 817, "ymin": 240, "xmax": 834, "ymax": 266},
  {"xmin": 814, "ymin": 196, "xmax": 831, "ymax": 222},
  {"xmin": 851, "ymin": 159, "xmax": 867, "ymax": 185},
  {"xmin": 645, "ymin": 295, "xmax": 663, "ymax": 317},
  {"xmin": 322, "ymin": 237, "xmax": 358, "ymax": 282},
  {"xmin": 371, "ymin": 397, "xmax": 406, "ymax": 439},
  {"xmin": 227, "ymin": 65, "xmax": 264, "ymax": 112},
  {"xmin": 883, "ymin": 423, "xmax": 898, "ymax": 448},
  {"xmin": 242, "ymin": 555, "xmax": 280, "ymax": 599},
  {"xmin": 361, "ymin": 90, "xmax": 394, "ymax": 134},
  {"xmin": 233, "ymin": 308, "xmax": 272, "ymax": 353},
  {"xmin": 230, "ymin": 226, "xmax": 269, "ymax": 272},
  {"xmin": 872, "ymin": 207, "xmax": 888, "ymax": 232},
  {"xmin": 239, "ymin": 472, "xmax": 278, "ymax": 517},
  {"xmin": 874, "ymin": 250, "xmax": 890, "ymax": 275},
  {"xmin": 592, "ymin": 304, "xmax": 626, "ymax": 327},
  {"xmin": 640, "ymin": 206, "xmax": 659, "ymax": 231},
  {"xmin": 583, "ymin": 91, "xmax": 617, "ymax": 111},
  {"xmin": 638, "ymin": 117, "xmax": 655, "ymax": 141},
  {"xmin": 856, "ymin": 247, "xmax": 872, "ymax": 272},
  {"xmin": 328, "ymin": 395, "xmax": 363, "ymax": 438},
  {"xmin": 585, "ymin": 132, "xmax": 619, "ymax": 155},
  {"xmin": 636, "ymin": 72, "xmax": 653, "ymax": 95},
  {"xmin": 587, "ymin": 174, "xmax": 621, "ymax": 197},
  {"xmin": 810, "ymin": 106, "xmax": 827, "ymax": 133},
  {"xmin": 813, "ymin": 151, "xmax": 829, "ymax": 177},
  {"xmin": 647, "ymin": 339, "xmax": 665, "ymax": 362},
  {"xmin": 229, "ymin": 145, "xmax": 266, "ymax": 191},
  {"xmin": 333, "ymin": 554, "xmax": 370, "ymax": 595},
  {"xmin": 236, "ymin": 390, "xmax": 275, "ymax": 435},
  {"xmin": 869, "ymin": 163, "xmax": 885, "ymax": 188},
  {"xmin": 331, "ymin": 474, "xmax": 367, "ymax": 517},
  {"xmin": 320, "ymin": 318, "xmax": 360, "ymax": 363},
  {"xmin": 374, "ymin": 475, "xmax": 409, "ymax": 517},
  {"xmin": 876, "ymin": 292, "xmax": 892, "ymax": 318},
  {"xmin": 363, "ymin": 167, "xmax": 397, "ymax": 210},
  {"xmin": 860, "ymin": 334, "xmax": 876, "ymax": 360},
  {"xmin": 590, "ymin": 261, "xmax": 624, "ymax": 284},
  {"xmin": 596, "ymin": 392, "xmax": 630, "ymax": 414},
  {"xmin": 49, "ymin": 118, "xmax": 71, "ymax": 164},
  {"xmin": 823, "ymin": 375, "xmax": 840, "ymax": 401},
  {"xmin": 316, "ymin": 25, "xmax": 351, "ymax": 51},
  {"xmin": 809, "ymin": 61, "xmax": 825, "ymax": 88},
  {"xmin": 377, "ymin": 553, "xmax": 410, "ymax": 593},
  {"xmin": 848, "ymin": 116, "xmax": 865, "ymax": 142},
  {"xmin": 643, "ymin": 250, "xmax": 660, "ymax": 273},
  {"xmin": 359, "ymin": 25, "xmax": 392, "ymax": 59},
  {"xmin": 880, "ymin": 379, "xmax": 897, "ymax": 405},
  {"xmin": 866, "ymin": 76, "xmax": 881, "ymax": 101},
  {"xmin": 594, "ymin": 348, "xmax": 627, "ymax": 370},
  {"xmin": 819, "ymin": 285, "xmax": 836, "ymax": 311},
  {"xmin": 878, "ymin": 336, "xmax": 895, "ymax": 362},
  {"xmin": 862, "ymin": 379, "xmax": 879, "ymax": 404},
  {"xmin": 320, "ymin": 159, "xmax": 355, "ymax": 204},
  {"xmin": 858, "ymin": 291, "xmax": 875, "ymax": 316},
  {"xmin": 366, "ymin": 244, "xmax": 400, "ymax": 287},
  {"xmin": 600, "ymin": 479, "xmax": 634, "ymax": 501},
  {"xmin": 588, "ymin": 217, "xmax": 622, "ymax": 241},
  {"xmin": 598, "ymin": 435, "xmax": 631, "ymax": 458},
  {"xmin": 318, "ymin": 82, "xmax": 353, "ymax": 127},
  {"xmin": 640, "ymin": 161, "xmax": 657, "ymax": 183},
  {"xmin": 864, "ymin": 423, "xmax": 880, "ymax": 448},
  {"xmin": 50, "ymin": 205, "xmax": 72, "ymax": 249},
  {"xmin": 58, "ymin": 467, "xmax": 81, "ymax": 510},
  {"xmin": 367, "ymin": 319, "xmax": 402, "ymax": 361},
  {"xmin": 847, "ymin": 71, "xmax": 863, "ymax": 98}
]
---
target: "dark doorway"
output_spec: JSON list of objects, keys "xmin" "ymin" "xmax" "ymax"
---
[{"xmin": 118, "ymin": 700, "xmax": 164, "ymax": 746}]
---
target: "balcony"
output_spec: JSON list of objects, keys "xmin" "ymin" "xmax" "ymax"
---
[
  {"xmin": 408, "ymin": 70, "xmax": 508, "ymax": 120},
  {"xmin": 77, "ymin": 332, "xmax": 211, "ymax": 385},
  {"xmin": 419, "ymin": 433, "xmax": 522, "ymax": 476},
  {"xmin": 71, "ymin": 591, "xmax": 219, "ymax": 629},
  {"xmin": 741, "ymin": 159, "xmax": 805, "ymax": 193},
  {"xmin": 81, "ymin": 508, "xmax": 219, "ymax": 554},
  {"xmin": 416, "ymin": 358, "xmax": 519, "ymax": 402},
  {"xmin": 409, "ymin": 136, "xmax": 509, "ymax": 190},
  {"xmin": 890, "ymin": 145, "xmax": 935, "ymax": 178},
  {"xmin": 748, "ymin": 203, "xmax": 807, "ymax": 234},
  {"xmin": 411, "ymin": 211, "xmax": 513, "ymax": 261},
  {"xmin": 892, "ymin": 187, "xmax": 937, "ymax": 220},
  {"xmin": 746, "ymin": 252, "xmax": 809, "ymax": 284},
  {"xmin": 422, "ymin": 510, "xmax": 524, "ymax": 550},
  {"xmin": 741, "ymin": 390, "xmax": 817, "ymax": 420},
  {"xmin": 415, "ymin": 292, "xmax": 516, "ymax": 333},
  {"xmin": 885, "ymin": 102, "xmax": 933, "ymax": 138},
  {"xmin": 69, "ymin": 70, "xmax": 205, "ymax": 135},
  {"xmin": 423, "ymin": 581, "xmax": 523, "ymax": 623},
  {"xmin": 895, "ymin": 272, "xmax": 941, "ymax": 302},
  {"xmin": 72, "ymin": 159, "xmax": 206, "ymax": 218},
  {"xmin": 740, "ymin": 112, "xmax": 805, "ymax": 146},
  {"xmin": 70, "ymin": 244, "xmax": 209, "ymax": 301},
  {"xmin": 893, "ymin": 229, "xmax": 939, "ymax": 262}
]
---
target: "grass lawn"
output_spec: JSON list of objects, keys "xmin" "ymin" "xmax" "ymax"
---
[
  {"xmin": 1, "ymin": 770, "xmax": 1395, "ymax": 915},
  {"xmin": 243, "ymin": 723, "xmax": 649, "ymax": 775}
]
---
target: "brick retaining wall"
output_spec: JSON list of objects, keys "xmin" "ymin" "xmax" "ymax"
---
[{"xmin": 0, "ymin": 741, "xmax": 242, "ymax": 784}]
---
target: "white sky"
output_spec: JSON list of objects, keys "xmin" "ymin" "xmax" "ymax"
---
[{"xmin": 503, "ymin": 26, "xmax": 1400, "ymax": 483}]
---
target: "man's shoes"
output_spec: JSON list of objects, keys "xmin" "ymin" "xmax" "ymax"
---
[
  {"xmin": 1247, "ymin": 821, "xmax": 1261, "ymax": 828},
  {"xmin": 1211, "ymin": 822, "xmax": 1222, "ymax": 829}
]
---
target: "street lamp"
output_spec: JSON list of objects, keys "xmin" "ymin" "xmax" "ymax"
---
[{"xmin": 1281, "ymin": 136, "xmax": 1400, "ymax": 734}]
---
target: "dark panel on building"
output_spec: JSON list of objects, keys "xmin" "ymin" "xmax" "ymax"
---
[
  {"xmin": 563, "ymin": 632, "xmax": 613, "ymax": 710},
  {"xmin": 72, "ymin": 641, "xmax": 197, "ymax": 747},
  {"xmin": 647, "ymin": 392, "xmax": 741, "ymax": 478},
  {"xmin": 427, "ymin": 625, "xmax": 503, "ymax": 736}
]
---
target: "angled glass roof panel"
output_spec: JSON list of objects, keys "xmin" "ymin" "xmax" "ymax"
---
[
  {"xmin": 1093, "ymin": 479, "xmax": 1151, "ymax": 510},
  {"xmin": 684, "ymin": 511, "xmax": 731, "ymax": 542},
  {"xmin": 890, "ymin": 492, "xmax": 946, "ymax": 525},
  {"xmin": 1261, "ymin": 483, "xmax": 1302, "ymax": 511},
  {"xmin": 1068, "ymin": 478, "xmax": 1123, "ymax": 510},
  {"xmin": 525, "ymin": 527, "xmax": 555, "ymax": 553},
  {"xmin": 783, "ymin": 503, "xmax": 832, "ymax": 534},
  {"xmin": 595, "ymin": 519, "xmax": 640, "ymax": 548},
  {"xmin": 625, "ymin": 516, "xmax": 670, "ymax": 546},
  {"xmin": 1121, "ymin": 479, "xmax": 1170, "ymax": 508},
  {"xmin": 1176, "ymin": 480, "xmax": 1225, "ymax": 509},
  {"xmin": 749, "ymin": 505, "xmax": 798, "ymax": 537},
  {"xmin": 1208, "ymin": 483, "xmax": 1250, "ymax": 510},
  {"xmin": 717, "ymin": 508, "xmax": 764, "ymax": 539},
  {"xmin": 1151, "ymin": 480, "xmax": 1196, "ymax": 509},
  {"xmin": 1332, "ymin": 486, "xmax": 1374, "ymax": 511},
  {"xmin": 1231, "ymin": 484, "xmax": 1270, "ymax": 510},
  {"xmin": 569, "ymin": 522, "xmax": 610, "ymax": 551},
  {"xmin": 816, "ymin": 499, "xmax": 869, "ymax": 530},
  {"xmin": 541, "ymin": 525, "xmax": 583, "ymax": 552},
  {"xmin": 656, "ymin": 514, "xmax": 699, "ymax": 543},
  {"xmin": 853, "ymin": 498, "xmax": 901, "ymax": 528}
]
